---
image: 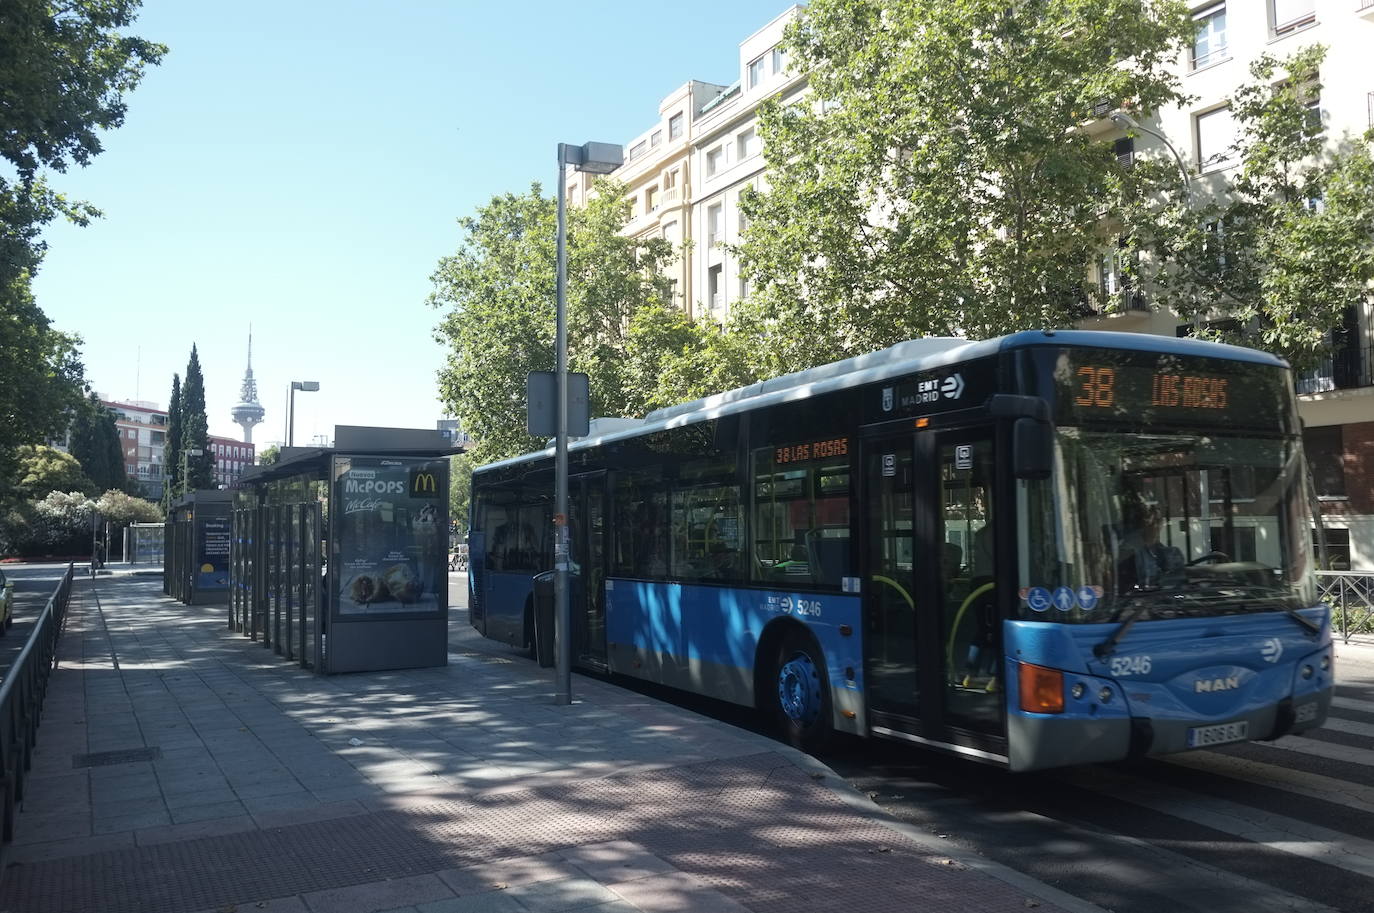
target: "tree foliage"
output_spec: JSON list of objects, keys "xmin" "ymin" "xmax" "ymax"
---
[
  {"xmin": 257, "ymin": 444, "xmax": 280, "ymax": 466},
  {"xmin": 95, "ymin": 489, "xmax": 161, "ymax": 524},
  {"xmin": 181, "ymin": 346, "xmax": 214, "ymax": 490},
  {"xmin": 13, "ymin": 444, "xmax": 94, "ymax": 500},
  {"xmin": 69, "ymin": 392, "xmax": 128, "ymax": 493},
  {"xmin": 0, "ymin": 0, "xmax": 165, "ymax": 285},
  {"xmin": 164, "ymin": 373, "xmax": 182, "ymax": 502},
  {"xmin": 430, "ymin": 182, "xmax": 679, "ymax": 461},
  {"xmin": 734, "ymin": 0, "xmax": 1194, "ymax": 375},
  {"xmin": 1132, "ymin": 46, "xmax": 1374, "ymax": 369},
  {"xmin": 0, "ymin": 274, "xmax": 87, "ymax": 504}
]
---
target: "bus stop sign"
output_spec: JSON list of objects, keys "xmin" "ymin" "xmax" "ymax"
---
[{"xmin": 527, "ymin": 371, "xmax": 590, "ymax": 438}]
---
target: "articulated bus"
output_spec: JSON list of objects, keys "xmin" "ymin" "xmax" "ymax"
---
[{"xmin": 467, "ymin": 330, "xmax": 1333, "ymax": 771}]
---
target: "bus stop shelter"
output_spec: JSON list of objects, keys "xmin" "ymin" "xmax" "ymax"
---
[
  {"xmin": 164, "ymin": 489, "xmax": 233, "ymax": 605},
  {"xmin": 231, "ymin": 425, "xmax": 458, "ymax": 674}
]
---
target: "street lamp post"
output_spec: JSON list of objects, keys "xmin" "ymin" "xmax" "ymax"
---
[
  {"xmin": 553, "ymin": 140, "xmax": 622, "ymax": 706},
  {"xmin": 288, "ymin": 381, "xmax": 320, "ymax": 447},
  {"xmin": 1109, "ymin": 112, "xmax": 1192, "ymax": 201}
]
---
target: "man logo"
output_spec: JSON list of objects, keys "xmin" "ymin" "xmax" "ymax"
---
[
  {"xmin": 410, "ymin": 469, "xmax": 441, "ymax": 498},
  {"xmin": 1195, "ymin": 676, "xmax": 1240, "ymax": 693}
]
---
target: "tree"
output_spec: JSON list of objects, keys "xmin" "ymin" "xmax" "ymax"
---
[
  {"xmin": 734, "ymin": 0, "xmax": 1194, "ymax": 376},
  {"xmin": 180, "ymin": 345, "xmax": 214, "ymax": 490},
  {"xmin": 0, "ymin": 274, "xmax": 87, "ymax": 505},
  {"xmin": 0, "ymin": 1, "xmax": 165, "ymax": 287},
  {"xmin": 1133, "ymin": 46, "xmax": 1374, "ymax": 370},
  {"xmin": 448, "ymin": 453, "xmax": 473, "ymax": 532},
  {"xmin": 430, "ymin": 182, "xmax": 678, "ymax": 461},
  {"xmin": 69, "ymin": 393, "xmax": 128, "ymax": 493},
  {"xmin": 14, "ymin": 445, "xmax": 94, "ymax": 500},
  {"xmin": 163, "ymin": 373, "xmax": 182, "ymax": 502},
  {"xmin": 257, "ymin": 444, "xmax": 280, "ymax": 466}
]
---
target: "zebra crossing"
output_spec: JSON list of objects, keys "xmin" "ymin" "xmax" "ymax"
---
[{"xmin": 832, "ymin": 656, "xmax": 1374, "ymax": 913}]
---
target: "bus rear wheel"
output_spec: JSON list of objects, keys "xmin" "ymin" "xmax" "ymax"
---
[{"xmin": 770, "ymin": 630, "xmax": 832, "ymax": 752}]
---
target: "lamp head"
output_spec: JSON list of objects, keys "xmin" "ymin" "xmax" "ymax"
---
[
  {"xmin": 1108, "ymin": 112, "xmax": 1139, "ymax": 130},
  {"xmin": 292, "ymin": 381, "xmax": 320, "ymax": 392}
]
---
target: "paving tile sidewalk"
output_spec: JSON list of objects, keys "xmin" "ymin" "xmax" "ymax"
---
[{"xmin": 0, "ymin": 575, "xmax": 1101, "ymax": 913}]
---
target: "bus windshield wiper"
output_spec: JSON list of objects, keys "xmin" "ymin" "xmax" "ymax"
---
[
  {"xmin": 1093, "ymin": 596, "xmax": 1155, "ymax": 659},
  {"xmin": 1284, "ymin": 607, "xmax": 1320, "ymax": 635}
]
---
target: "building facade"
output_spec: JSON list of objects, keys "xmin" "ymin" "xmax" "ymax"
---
[
  {"xmin": 103, "ymin": 400, "xmax": 256, "ymax": 497},
  {"xmin": 1080, "ymin": 0, "xmax": 1374, "ymax": 568},
  {"xmin": 107, "ymin": 400, "xmax": 169, "ymax": 499}
]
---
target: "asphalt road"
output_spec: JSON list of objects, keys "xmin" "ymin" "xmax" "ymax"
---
[
  {"xmin": 0, "ymin": 563, "xmax": 77, "ymax": 674},
  {"xmin": 449, "ymin": 570, "xmax": 1374, "ymax": 913}
]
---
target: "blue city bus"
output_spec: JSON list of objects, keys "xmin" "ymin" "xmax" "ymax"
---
[{"xmin": 467, "ymin": 330, "xmax": 1333, "ymax": 771}]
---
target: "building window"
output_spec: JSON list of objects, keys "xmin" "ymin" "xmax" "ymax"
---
[
  {"xmin": 663, "ymin": 168, "xmax": 677, "ymax": 190},
  {"xmin": 645, "ymin": 185, "xmax": 658, "ymax": 212},
  {"xmin": 748, "ymin": 56, "xmax": 766, "ymax": 89},
  {"xmin": 771, "ymin": 46, "xmax": 786, "ymax": 74},
  {"xmin": 736, "ymin": 127, "xmax": 760, "ymax": 160},
  {"xmin": 706, "ymin": 145, "xmax": 724, "ymax": 177},
  {"xmin": 651, "ymin": 130, "xmax": 662, "ymax": 147},
  {"xmin": 707, "ymin": 203, "xmax": 724, "ymax": 247},
  {"xmin": 1195, "ymin": 106, "xmax": 1236, "ymax": 172},
  {"xmin": 1191, "ymin": 4, "xmax": 1226, "ymax": 70},
  {"xmin": 1312, "ymin": 528, "xmax": 1352, "ymax": 570},
  {"xmin": 1270, "ymin": 0, "xmax": 1315, "ymax": 37},
  {"xmin": 1303, "ymin": 426, "xmax": 1346, "ymax": 499},
  {"xmin": 669, "ymin": 112, "xmax": 683, "ymax": 140},
  {"xmin": 738, "ymin": 274, "xmax": 751, "ymax": 299},
  {"xmin": 708, "ymin": 265, "xmax": 724, "ymax": 314},
  {"xmin": 629, "ymin": 141, "xmax": 647, "ymax": 161},
  {"xmin": 1113, "ymin": 137, "xmax": 1134, "ymax": 167}
]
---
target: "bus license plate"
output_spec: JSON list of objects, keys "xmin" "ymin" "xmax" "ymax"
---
[{"xmin": 1187, "ymin": 721, "xmax": 1249, "ymax": 748}]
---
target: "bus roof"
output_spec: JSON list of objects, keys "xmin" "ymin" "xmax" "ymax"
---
[{"xmin": 476, "ymin": 329, "xmax": 1288, "ymax": 474}]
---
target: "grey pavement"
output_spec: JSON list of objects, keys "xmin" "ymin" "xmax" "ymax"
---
[{"xmin": 0, "ymin": 574, "xmax": 1102, "ymax": 913}]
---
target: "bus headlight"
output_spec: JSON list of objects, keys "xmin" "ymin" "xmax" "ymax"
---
[
  {"xmin": 1070, "ymin": 682, "xmax": 1087, "ymax": 700},
  {"xmin": 1098, "ymin": 686, "xmax": 1113, "ymax": 704},
  {"xmin": 1320, "ymin": 655, "xmax": 1331, "ymax": 671},
  {"xmin": 1301, "ymin": 664, "xmax": 1314, "ymax": 679}
]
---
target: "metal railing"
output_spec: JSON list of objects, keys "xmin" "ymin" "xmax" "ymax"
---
[
  {"xmin": 0, "ymin": 563, "xmax": 74, "ymax": 849},
  {"xmin": 1317, "ymin": 570, "xmax": 1374, "ymax": 641}
]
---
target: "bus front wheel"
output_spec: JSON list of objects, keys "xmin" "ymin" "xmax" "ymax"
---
[{"xmin": 770, "ymin": 630, "xmax": 832, "ymax": 752}]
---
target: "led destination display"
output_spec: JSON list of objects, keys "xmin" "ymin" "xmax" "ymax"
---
[{"xmin": 1052, "ymin": 348, "xmax": 1291, "ymax": 431}]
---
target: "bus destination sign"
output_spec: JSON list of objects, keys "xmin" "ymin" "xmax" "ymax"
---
[
  {"xmin": 1054, "ymin": 348, "xmax": 1290, "ymax": 431},
  {"xmin": 776, "ymin": 437, "xmax": 849, "ymax": 465}
]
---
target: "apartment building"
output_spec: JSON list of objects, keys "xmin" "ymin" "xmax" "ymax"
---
[
  {"xmin": 1080, "ymin": 0, "xmax": 1374, "ymax": 567},
  {"xmin": 107, "ymin": 400, "xmax": 169, "ymax": 498},
  {"xmin": 104, "ymin": 400, "xmax": 256, "ymax": 496},
  {"xmin": 689, "ymin": 6, "xmax": 804, "ymax": 321}
]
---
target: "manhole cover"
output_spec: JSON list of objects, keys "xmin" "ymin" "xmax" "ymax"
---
[{"xmin": 72, "ymin": 747, "xmax": 161, "ymax": 768}]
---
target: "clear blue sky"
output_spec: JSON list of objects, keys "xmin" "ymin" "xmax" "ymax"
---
[{"xmin": 31, "ymin": 0, "xmax": 792, "ymax": 447}]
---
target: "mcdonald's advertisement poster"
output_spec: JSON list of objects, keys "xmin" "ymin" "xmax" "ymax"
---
[{"xmin": 332, "ymin": 456, "xmax": 448, "ymax": 616}]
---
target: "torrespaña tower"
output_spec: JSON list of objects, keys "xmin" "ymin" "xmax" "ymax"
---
[{"xmin": 231, "ymin": 330, "xmax": 266, "ymax": 443}]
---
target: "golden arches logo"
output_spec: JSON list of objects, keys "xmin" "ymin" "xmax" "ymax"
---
[{"xmin": 412, "ymin": 472, "xmax": 438, "ymax": 494}]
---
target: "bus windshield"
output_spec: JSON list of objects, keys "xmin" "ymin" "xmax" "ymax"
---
[{"xmin": 1017, "ymin": 428, "xmax": 1316, "ymax": 623}]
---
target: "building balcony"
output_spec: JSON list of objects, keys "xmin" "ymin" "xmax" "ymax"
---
[
  {"xmin": 1361, "ymin": 0, "xmax": 1374, "ymax": 23},
  {"xmin": 1296, "ymin": 340, "xmax": 1373, "ymax": 395}
]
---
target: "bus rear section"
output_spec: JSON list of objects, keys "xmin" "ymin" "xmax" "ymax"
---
[{"xmin": 1003, "ymin": 344, "xmax": 1333, "ymax": 771}]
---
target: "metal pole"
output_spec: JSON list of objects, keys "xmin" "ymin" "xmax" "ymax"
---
[
  {"xmin": 554, "ymin": 146, "xmax": 572, "ymax": 706},
  {"xmin": 289, "ymin": 385, "xmax": 296, "ymax": 447}
]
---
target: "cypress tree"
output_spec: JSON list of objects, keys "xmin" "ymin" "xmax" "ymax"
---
[
  {"xmin": 164, "ymin": 373, "xmax": 182, "ymax": 503},
  {"xmin": 182, "ymin": 345, "xmax": 215, "ymax": 490}
]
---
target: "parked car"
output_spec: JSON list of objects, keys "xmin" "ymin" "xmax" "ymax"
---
[{"xmin": 0, "ymin": 568, "xmax": 12, "ymax": 633}]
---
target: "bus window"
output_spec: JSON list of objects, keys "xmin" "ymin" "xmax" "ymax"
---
[
  {"xmin": 613, "ymin": 470, "xmax": 669, "ymax": 578},
  {"xmin": 751, "ymin": 445, "xmax": 850, "ymax": 588},
  {"xmin": 671, "ymin": 457, "xmax": 744, "ymax": 582}
]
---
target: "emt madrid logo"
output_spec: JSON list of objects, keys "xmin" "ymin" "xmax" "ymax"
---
[{"xmin": 409, "ymin": 468, "xmax": 441, "ymax": 498}]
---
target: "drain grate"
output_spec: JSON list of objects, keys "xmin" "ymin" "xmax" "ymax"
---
[{"xmin": 71, "ymin": 747, "xmax": 161, "ymax": 769}]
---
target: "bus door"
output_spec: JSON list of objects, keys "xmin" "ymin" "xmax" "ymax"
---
[
  {"xmin": 863, "ymin": 435, "xmax": 923, "ymax": 721},
  {"xmin": 928, "ymin": 430, "xmax": 1002, "ymax": 738},
  {"xmin": 571, "ymin": 473, "xmax": 608, "ymax": 669},
  {"xmin": 862, "ymin": 428, "xmax": 1003, "ymax": 750}
]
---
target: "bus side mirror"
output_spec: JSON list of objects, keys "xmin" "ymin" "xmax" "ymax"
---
[{"xmin": 1013, "ymin": 418, "xmax": 1052, "ymax": 480}]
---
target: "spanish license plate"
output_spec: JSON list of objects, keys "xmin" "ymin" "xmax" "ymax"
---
[{"xmin": 1187, "ymin": 721, "xmax": 1249, "ymax": 748}]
